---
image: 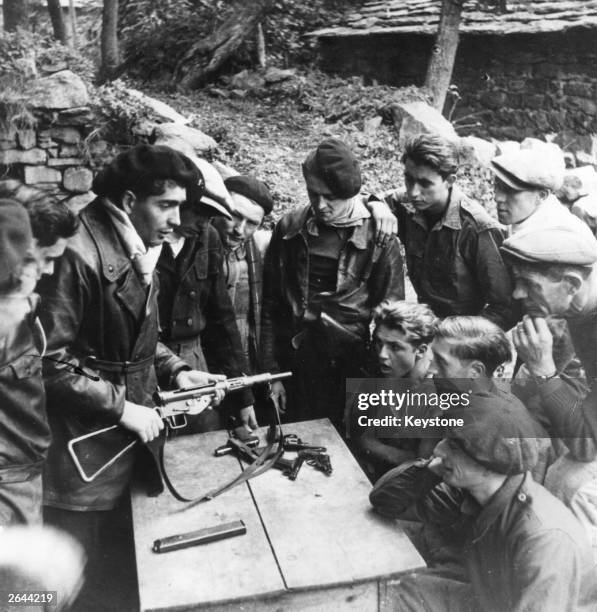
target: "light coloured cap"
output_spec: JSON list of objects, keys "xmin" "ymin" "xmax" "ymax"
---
[
  {"xmin": 501, "ymin": 216, "xmax": 597, "ymax": 265},
  {"xmin": 190, "ymin": 157, "xmax": 233, "ymax": 219},
  {"xmin": 491, "ymin": 149, "xmax": 565, "ymax": 192}
]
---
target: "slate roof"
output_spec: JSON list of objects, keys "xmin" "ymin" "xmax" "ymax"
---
[{"xmin": 310, "ymin": 0, "xmax": 597, "ymax": 38}]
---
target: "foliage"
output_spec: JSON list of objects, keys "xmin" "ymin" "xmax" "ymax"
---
[
  {"xmin": 118, "ymin": 0, "xmax": 365, "ymax": 83},
  {"xmin": 88, "ymin": 79, "xmax": 155, "ymax": 145}
]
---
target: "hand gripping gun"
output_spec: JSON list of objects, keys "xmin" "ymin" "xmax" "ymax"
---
[{"xmin": 68, "ymin": 371, "xmax": 292, "ymax": 483}]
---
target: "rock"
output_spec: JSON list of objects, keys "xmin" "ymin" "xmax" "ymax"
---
[
  {"xmin": 48, "ymin": 157, "xmax": 85, "ymax": 168},
  {"xmin": 17, "ymin": 130, "xmax": 36, "ymax": 150},
  {"xmin": 37, "ymin": 131, "xmax": 57, "ymax": 149},
  {"xmin": 63, "ymin": 167, "xmax": 93, "ymax": 193},
  {"xmin": 557, "ymin": 166, "xmax": 597, "ymax": 204},
  {"xmin": 49, "ymin": 127, "xmax": 81, "ymax": 144},
  {"xmin": 363, "ymin": 116, "xmax": 383, "ymax": 135},
  {"xmin": 389, "ymin": 101, "xmax": 458, "ymax": 145},
  {"xmin": 64, "ymin": 192, "xmax": 95, "ymax": 214},
  {"xmin": 0, "ymin": 149, "xmax": 47, "ymax": 165},
  {"xmin": 27, "ymin": 70, "xmax": 89, "ymax": 109},
  {"xmin": 458, "ymin": 136, "xmax": 497, "ymax": 167},
  {"xmin": 575, "ymin": 151, "xmax": 596, "ymax": 168},
  {"xmin": 227, "ymin": 70, "xmax": 265, "ymax": 91},
  {"xmin": 23, "ymin": 166, "xmax": 62, "ymax": 184},
  {"xmin": 60, "ymin": 144, "xmax": 82, "ymax": 157},
  {"xmin": 125, "ymin": 88, "xmax": 188, "ymax": 124},
  {"xmin": 493, "ymin": 140, "xmax": 520, "ymax": 156},
  {"xmin": 263, "ymin": 67, "xmax": 297, "ymax": 84},
  {"xmin": 152, "ymin": 123, "xmax": 217, "ymax": 156},
  {"xmin": 56, "ymin": 107, "xmax": 95, "ymax": 126}
]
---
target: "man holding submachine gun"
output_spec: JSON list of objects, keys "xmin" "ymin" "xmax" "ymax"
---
[{"xmin": 37, "ymin": 145, "xmax": 259, "ymax": 612}]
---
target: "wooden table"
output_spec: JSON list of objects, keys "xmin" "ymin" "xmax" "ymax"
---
[{"xmin": 131, "ymin": 418, "xmax": 425, "ymax": 611}]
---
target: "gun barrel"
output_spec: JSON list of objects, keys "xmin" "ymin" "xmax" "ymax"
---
[{"xmin": 154, "ymin": 371, "xmax": 292, "ymax": 406}]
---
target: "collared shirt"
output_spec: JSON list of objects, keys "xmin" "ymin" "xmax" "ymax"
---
[{"xmin": 383, "ymin": 185, "xmax": 515, "ymax": 330}]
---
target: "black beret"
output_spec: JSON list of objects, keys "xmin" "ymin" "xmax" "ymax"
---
[
  {"xmin": 224, "ymin": 175, "xmax": 274, "ymax": 215},
  {"xmin": 302, "ymin": 138, "xmax": 361, "ymax": 199},
  {"xmin": 0, "ymin": 198, "xmax": 32, "ymax": 289},
  {"xmin": 447, "ymin": 392, "xmax": 545, "ymax": 475},
  {"xmin": 92, "ymin": 144, "xmax": 203, "ymax": 200}
]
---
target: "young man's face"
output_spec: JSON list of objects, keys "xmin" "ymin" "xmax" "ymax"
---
[
  {"xmin": 433, "ymin": 438, "xmax": 488, "ymax": 489},
  {"xmin": 308, "ymin": 189, "xmax": 353, "ymax": 224},
  {"xmin": 18, "ymin": 237, "xmax": 68, "ymax": 296},
  {"xmin": 511, "ymin": 265, "xmax": 575, "ymax": 317},
  {"xmin": 403, "ymin": 158, "xmax": 452, "ymax": 216},
  {"xmin": 214, "ymin": 192, "xmax": 264, "ymax": 249},
  {"xmin": 373, "ymin": 324, "xmax": 421, "ymax": 378},
  {"xmin": 429, "ymin": 337, "xmax": 478, "ymax": 391},
  {"xmin": 127, "ymin": 183, "xmax": 186, "ymax": 247},
  {"xmin": 494, "ymin": 178, "xmax": 543, "ymax": 226}
]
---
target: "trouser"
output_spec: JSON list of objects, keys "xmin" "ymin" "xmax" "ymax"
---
[
  {"xmin": 0, "ymin": 470, "xmax": 43, "ymax": 527},
  {"xmin": 544, "ymin": 452, "xmax": 597, "ymax": 562},
  {"xmin": 165, "ymin": 336, "xmax": 222, "ymax": 434},
  {"xmin": 43, "ymin": 499, "xmax": 138, "ymax": 612}
]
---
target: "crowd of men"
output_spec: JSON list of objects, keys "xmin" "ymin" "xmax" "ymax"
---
[{"xmin": 1, "ymin": 132, "xmax": 597, "ymax": 610}]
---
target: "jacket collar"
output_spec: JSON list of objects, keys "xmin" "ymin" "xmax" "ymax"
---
[
  {"xmin": 82, "ymin": 198, "xmax": 132, "ymax": 283},
  {"xmin": 470, "ymin": 472, "xmax": 527, "ymax": 543},
  {"xmin": 282, "ymin": 205, "xmax": 369, "ymax": 250}
]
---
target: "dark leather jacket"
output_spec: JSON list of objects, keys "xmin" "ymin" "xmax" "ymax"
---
[
  {"xmin": 38, "ymin": 198, "xmax": 188, "ymax": 511},
  {"xmin": 384, "ymin": 185, "xmax": 515, "ymax": 330},
  {"xmin": 156, "ymin": 224, "xmax": 253, "ymax": 409},
  {"xmin": 261, "ymin": 204, "xmax": 405, "ymax": 371}
]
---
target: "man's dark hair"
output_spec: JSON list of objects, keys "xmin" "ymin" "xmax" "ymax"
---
[
  {"xmin": 374, "ymin": 301, "xmax": 437, "ymax": 347},
  {"xmin": 111, "ymin": 178, "xmax": 183, "ymax": 209},
  {"xmin": 402, "ymin": 134, "xmax": 459, "ymax": 179},
  {"xmin": 0, "ymin": 180, "xmax": 78, "ymax": 246},
  {"xmin": 434, "ymin": 316, "xmax": 512, "ymax": 376}
]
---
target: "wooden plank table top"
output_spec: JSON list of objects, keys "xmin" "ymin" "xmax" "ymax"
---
[{"xmin": 131, "ymin": 418, "xmax": 425, "ymax": 611}]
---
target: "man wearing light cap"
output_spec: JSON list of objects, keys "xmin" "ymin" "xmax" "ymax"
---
[
  {"xmin": 212, "ymin": 175, "xmax": 274, "ymax": 376},
  {"xmin": 491, "ymin": 147, "xmax": 571, "ymax": 233},
  {"xmin": 502, "ymin": 217, "xmax": 597, "ymax": 559},
  {"xmin": 261, "ymin": 138, "xmax": 404, "ymax": 430},
  {"xmin": 156, "ymin": 159, "xmax": 257, "ymax": 432},
  {"xmin": 37, "ymin": 145, "xmax": 231, "ymax": 610},
  {"xmin": 369, "ymin": 396, "xmax": 596, "ymax": 611}
]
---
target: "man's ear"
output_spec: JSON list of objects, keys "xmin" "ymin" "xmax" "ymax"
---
[
  {"xmin": 446, "ymin": 173, "xmax": 457, "ymax": 187},
  {"xmin": 538, "ymin": 188, "xmax": 549, "ymax": 201},
  {"xmin": 563, "ymin": 272, "xmax": 583, "ymax": 295},
  {"xmin": 121, "ymin": 190, "xmax": 136, "ymax": 215},
  {"xmin": 414, "ymin": 343, "xmax": 429, "ymax": 362},
  {"xmin": 468, "ymin": 359, "xmax": 486, "ymax": 379}
]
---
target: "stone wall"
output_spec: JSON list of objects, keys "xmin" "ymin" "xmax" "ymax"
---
[{"xmin": 318, "ymin": 27, "xmax": 597, "ymax": 148}]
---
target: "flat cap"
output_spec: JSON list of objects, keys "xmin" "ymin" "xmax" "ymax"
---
[
  {"xmin": 225, "ymin": 175, "xmax": 274, "ymax": 215},
  {"xmin": 447, "ymin": 391, "xmax": 545, "ymax": 475},
  {"xmin": 491, "ymin": 149, "xmax": 565, "ymax": 192},
  {"xmin": 0, "ymin": 198, "xmax": 33, "ymax": 290},
  {"xmin": 501, "ymin": 217, "xmax": 597, "ymax": 265},
  {"xmin": 302, "ymin": 138, "xmax": 361, "ymax": 199},
  {"xmin": 189, "ymin": 157, "xmax": 233, "ymax": 219},
  {"xmin": 92, "ymin": 144, "xmax": 201, "ymax": 201}
]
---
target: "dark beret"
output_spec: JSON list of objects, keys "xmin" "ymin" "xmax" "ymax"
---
[
  {"xmin": 92, "ymin": 144, "xmax": 202, "ymax": 200},
  {"xmin": 224, "ymin": 175, "xmax": 274, "ymax": 215},
  {"xmin": 0, "ymin": 198, "xmax": 32, "ymax": 289},
  {"xmin": 447, "ymin": 391, "xmax": 545, "ymax": 475},
  {"xmin": 302, "ymin": 138, "xmax": 361, "ymax": 199}
]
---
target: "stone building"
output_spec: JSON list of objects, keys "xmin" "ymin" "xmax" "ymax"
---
[{"xmin": 310, "ymin": 0, "xmax": 597, "ymax": 147}]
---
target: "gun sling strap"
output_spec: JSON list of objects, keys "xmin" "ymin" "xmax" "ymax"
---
[{"xmin": 150, "ymin": 405, "xmax": 285, "ymax": 504}]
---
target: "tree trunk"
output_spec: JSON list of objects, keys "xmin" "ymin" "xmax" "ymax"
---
[
  {"xmin": 256, "ymin": 22, "xmax": 266, "ymax": 69},
  {"xmin": 46, "ymin": 0, "xmax": 67, "ymax": 44},
  {"xmin": 3, "ymin": 0, "xmax": 30, "ymax": 31},
  {"xmin": 68, "ymin": 0, "xmax": 78, "ymax": 49},
  {"xmin": 424, "ymin": 0, "xmax": 464, "ymax": 113},
  {"xmin": 174, "ymin": 0, "xmax": 273, "ymax": 89},
  {"xmin": 101, "ymin": 0, "xmax": 120, "ymax": 81}
]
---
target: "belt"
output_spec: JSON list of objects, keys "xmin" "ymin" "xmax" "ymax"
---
[{"xmin": 85, "ymin": 354, "xmax": 154, "ymax": 375}]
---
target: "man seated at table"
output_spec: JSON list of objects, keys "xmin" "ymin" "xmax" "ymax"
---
[
  {"xmin": 351, "ymin": 301, "xmax": 437, "ymax": 480},
  {"xmin": 369, "ymin": 398, "xmax": 597, "ymax": 611}
]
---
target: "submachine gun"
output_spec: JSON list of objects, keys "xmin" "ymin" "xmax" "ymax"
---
[{"xmin": 68, "ymin": 371, "xmax": 292, "ymax": 484}]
